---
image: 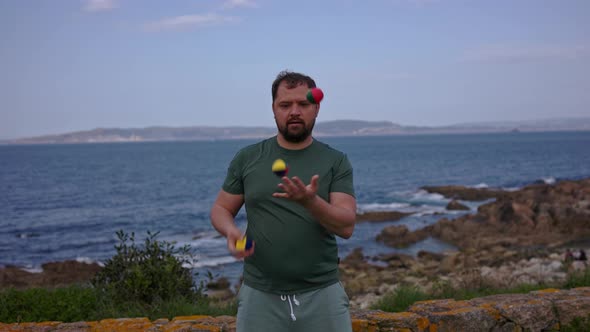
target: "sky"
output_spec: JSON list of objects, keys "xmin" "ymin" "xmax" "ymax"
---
[{"xmin": 1, "ymin": 0, "xmax": 589, "ymax": 139}]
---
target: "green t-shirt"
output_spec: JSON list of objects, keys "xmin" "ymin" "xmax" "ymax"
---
[{"xmin": 222, "ymin": 136, "xmax": 355, "ymax": 294}]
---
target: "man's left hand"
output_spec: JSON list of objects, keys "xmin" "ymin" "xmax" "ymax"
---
[{"xmin": 273, "ymin": 175, "xmax": 319, "ymax": 206}]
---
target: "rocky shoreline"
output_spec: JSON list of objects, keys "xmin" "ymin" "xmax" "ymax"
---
[
  {"xmin": 2, "ymin": 178, "xmax": 589, "ymax": 311},
  {"xmin": 0, "ymin": 260, "xmax": 102, "ymax": 290},
  {"xmin": 3, "ymin": 287, "xmax": 590, "ymax": 332},
  {"xmin": 340, "ymin": 177, "xmax": 590, "ymax": 308}
]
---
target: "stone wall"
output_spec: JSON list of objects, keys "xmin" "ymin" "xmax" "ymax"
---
[{"xmin": 1, "ymin": 287, "xmax": 589, "ymax": 332}]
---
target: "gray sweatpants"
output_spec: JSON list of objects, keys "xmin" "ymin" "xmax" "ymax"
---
[{"xmin": 236, "ymin": 282, "xmax": 353, "ymax": 332}]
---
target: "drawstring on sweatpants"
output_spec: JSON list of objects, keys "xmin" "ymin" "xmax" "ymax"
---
[{"xmin": 280, "ymin": 295, "xmax": 300, "ymax": 321}]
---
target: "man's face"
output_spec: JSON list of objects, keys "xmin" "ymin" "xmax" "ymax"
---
[{"xmin": 272, "ymin": 81, "xmax": 319, "ymax": 143}]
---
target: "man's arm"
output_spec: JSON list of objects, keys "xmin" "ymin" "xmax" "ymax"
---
[
  {"xmin": 303, "ymin": 191, "xmax": 356, "ymax": 239},
  {"xmin": 273, "ymin": 175, "xmax": 357, "ymax": 239},
  {"xmin": 210, "ymin": 190, "xmax": 254, "ymax": 258}
]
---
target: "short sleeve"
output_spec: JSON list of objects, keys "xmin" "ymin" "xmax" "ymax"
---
[
  {"xmin": 330, "ymin": 154, "xmax": 355, "ymax": 197},
  {"xmin": 222, "ymin": 150, "xmax": 245, "ymax": 195}
]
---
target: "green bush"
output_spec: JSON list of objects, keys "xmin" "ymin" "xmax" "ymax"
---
[
  {"xmin": 564, "ymin": 266, "xmax": 590, "ymax": 288},
  {"xmin": 0, "ymin": 230, "xmax": 239, "ymax": 323},
  {"xmin": 372, "ymin": 266, "xmax": 590, "ymax": 313},
  {"xmin": 370, "ymin": 284, "xmax": 428, "ymax": 312},
  {"xmin": 0, "ymin": 286, "xmax": 237, "ymax": 323},
  {"xmin": 429, "ymin": 279, "xmax": 551, "ymax": 301},
  {"xmin": 92, "ymin": 230, "xmax": 204, "ymax": 305},
  {"xmin": 0, "ymin": 286, "xmax": 98, "ymax": 323},
  {"xmin": 554, "ymin": 315, "xmax": 590, "ymax": 332}
]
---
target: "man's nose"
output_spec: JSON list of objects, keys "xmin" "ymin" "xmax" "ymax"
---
[{"xmin": 289, "ymin": 105, "xmax": 302, "ymax": 116}]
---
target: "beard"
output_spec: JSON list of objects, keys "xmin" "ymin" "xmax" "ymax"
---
[{"xmin": 277, "ymin": 118, "xmax": 315, "ymax": 143}]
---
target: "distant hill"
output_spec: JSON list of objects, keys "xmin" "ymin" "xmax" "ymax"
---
[{"xmin": 4, "ymin": 118, "xmax": 590, "ymax": 144}]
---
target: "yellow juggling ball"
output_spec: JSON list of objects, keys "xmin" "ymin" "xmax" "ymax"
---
[{"xmin": 272, "ymin": 159, "xmax": 288, "ymax": 177}]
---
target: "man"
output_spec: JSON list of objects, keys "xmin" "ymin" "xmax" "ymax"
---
[
  {"xmin": 579, "ymin": 249, "xmax": 587, "ymax": 262},
  {"xmin": 210, "ymin": 71, "xmax": 357, "ymax": 331},
  {"xmin": 565, "ymin": 249, "xmax": 574, "ymax": 263}
]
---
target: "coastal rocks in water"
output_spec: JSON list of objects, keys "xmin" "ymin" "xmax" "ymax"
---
[
  {"xmin": 417, "ymin": 250, "xmax": 444, "ymax": 262},
  {"xmin": 421, "ymin": 185, "xmax": 507, "ymax": 201},
  {"xmin": 0, "ymin": 260, "xmax": 102, "ymax": 289},
  {"xmin": 413, "ymin": 179, "xmax": 590, "ymax": 251},
  {"xmin": 347, "ymin": 178, "xmax": 590, "ymax": 309},
  {"xmin": 446, "ymin": 199, "xmax": 470, "ymax": 211},
  {"xmin": 376, "ymin": 225, "xmax": 429, "ymax": 248},
  {"xmin": 375, "ymin": 252, "xmax": 416, "ymax": 270},
  {"xmin": 356, "ymin": 211, "xmax": 413, "ymax": 222}
]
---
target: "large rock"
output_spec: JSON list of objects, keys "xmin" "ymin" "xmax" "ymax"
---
[
  {"xmin": 0, "ymin": 260, "xmax": 102, "ymax": 289},
  {"xmin": 468, "ymin": 293, "xmax": 558, "ymax": 331},
  {"xmin": 446, "ymin": 199, "xmax": 470, "ymax": 211},
  {"xmin": 2, "ymin": 288, "xmax": 590, "ymax": 331},
  {"xmin": 356, "ymin": 210, "xmax": 413, "ymax": 222},
  {"xmin": 405, "ymin": 179, "xmax": 590, "ymax": 251},
  {"xmin": 421, "ymin": 185, "xmax": 508, "ymax": 201},
  {"xmin": 376, "ymin": 225, "xmax": 429, "ymax": 248}
]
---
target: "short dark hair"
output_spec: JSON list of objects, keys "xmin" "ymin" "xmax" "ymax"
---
[{"xmin": 271, "ymin": 70, "xmax": 316, "ymax": 102}]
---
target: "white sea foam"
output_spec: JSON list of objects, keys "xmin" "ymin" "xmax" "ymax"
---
[
  {"xmin": 167, "ymin": 231, "xmax": 226, "ymax": 249},
  {"xmin": 411, "ymin": 190, "xmax": 446, "ymax": 203},
  {"xmin": 413, "ymin": 205, "xmax": 450, "ymax": 216},
  {"xmin": 76, "ymin": 256, "xmax": 104, "ymax": 267},
  {"xmin": 190, "ymin": 235, "xmax": 226, "ymax": 248},
  {"xmin": 184, "ymin": 255, "xmax": 238, "ymax": 269},
  {"xmin": 358, "ymin": 202, "xmax": 453, "ymax": 217},
  {"xmin": 503, "ymin": 186, "xmax": 522, "ymax": 192},
  {"xmin": 472, "ymin": 183, "xmax": 489, "ymax": 188},
  {"xmin": 357, "ymin": 202, "xmax": 411, "ymax": 213},
  {"xmin": 542, "ymin": 177, "xmax": 556, "ymax": 184},
  {"xmin": 359, "ymin": 188, "xmax": 452, "ymax": 216},
  {"xmin": 22, "ymin": 266, "xmax": 43, "ymax": 273}
]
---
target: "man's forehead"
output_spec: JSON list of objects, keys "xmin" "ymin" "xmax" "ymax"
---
[{"xmin": 276, "ymin": 81, "xmax": 308, "ymax": 98}]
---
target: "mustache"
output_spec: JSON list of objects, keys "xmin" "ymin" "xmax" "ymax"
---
[{"xmin": 287, "ymin": 118, "xmax": 305, "ymax": 124}]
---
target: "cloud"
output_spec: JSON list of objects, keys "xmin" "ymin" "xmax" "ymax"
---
[
  {"xmin": 143, "ymin": 14, "xmax": 238, "ymax": 32},
  {"xmin": 84, "ymin": 0, "xmax": 117, "ymax": 12},
  {"xmin": 462, "ymin": 44, "xmax": 590, "ymax": 63},
  {"xmin": 222, "ymin": 0, "xmax": 258, "ymax": 10}
]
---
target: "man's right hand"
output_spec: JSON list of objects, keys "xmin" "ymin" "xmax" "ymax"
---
[{"xmin": 227, "ymin": 228, "xmax": 255, "ymax": 259}]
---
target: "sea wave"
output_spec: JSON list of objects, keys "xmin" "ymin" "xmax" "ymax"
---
[
  {"xmin": 22, "ymin": 265, "xmax": 43, "ymax": 273},
  {"xmin": 184, "ymin": 255, "xmax": 238, "ymax": 269},
  {"xmin": 76, "ymin": 256, "xmax": 105, "ymax": 267},
  {"xmin": 357, "ymin": 202, "xmax": 411, "ymax": 213},
  {"xmin": 410, "ymin": 190, "xmax": 447, "ymax": 204},
  {"xmin": 501, "ymin": 176, "xmax": 560, "ymax": 191},
  {"xmin": 413, "ymin": 205, "xmax": 455, "ymax": 216},
  {"xmin": 189, "ymin": 232, "xmax": 226, "ymax": 248},
  {"xmin": 503, "ymin": 186, "xmax": 522, "ymax": 192}
]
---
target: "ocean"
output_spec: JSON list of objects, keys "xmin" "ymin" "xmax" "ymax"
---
[{"xmin": 1, "ymin": 131, "xmax": 590, "ymax": 285}]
